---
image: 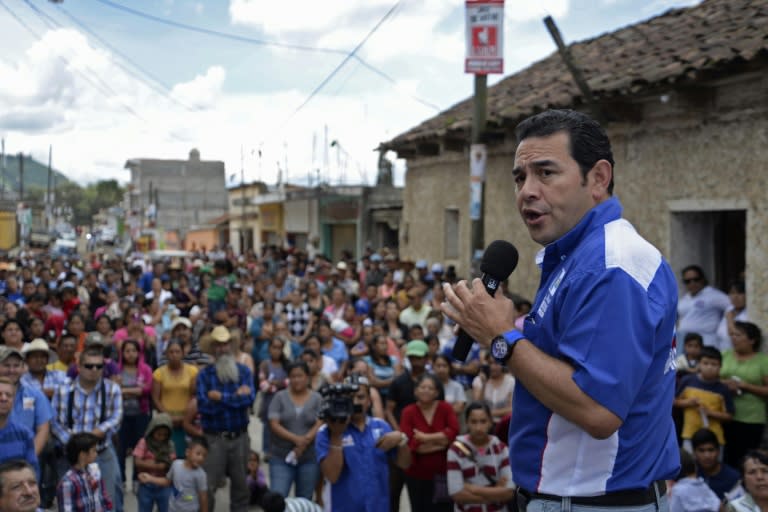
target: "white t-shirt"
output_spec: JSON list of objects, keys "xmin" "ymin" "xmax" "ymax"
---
[
  {"xmin": 677, "ymin": 286, "xmax": 730, "ymax": 349},
  {"xmin": 441, "ymin": 378, "xmax": 466, "ymax": 405},
  {"xmin": 714, "ymin": 307, "xmax": 749, "ymax": 352}
]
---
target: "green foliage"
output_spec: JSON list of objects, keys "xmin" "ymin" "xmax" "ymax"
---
[{"xmin": 55, "ymin": 180, "xmax": 124, "ymax": 227}]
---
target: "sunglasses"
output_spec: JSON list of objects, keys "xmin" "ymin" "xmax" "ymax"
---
[
  {"xmin": 83, "ymin": 364, "xmax": 104, "ymax": 370},
  {"xmin": 683, "ymin": 277, "xmax": 702, "ymax": 284}
]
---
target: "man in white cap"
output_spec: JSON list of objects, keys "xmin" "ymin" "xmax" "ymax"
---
[{"xmin": 196, "ymin": 325, "xmax": 255, "ymax": 512}]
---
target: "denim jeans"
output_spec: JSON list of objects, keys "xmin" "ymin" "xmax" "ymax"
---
[
  {"xmin": 138, "ymin": 482, "xmax": 171, "ymax": 512},
  {"xmin": 269, "ymin": 458, "xmax": 319, "ymax": 500},
  {"xmin": 97, "ymin": 444, "xmax": 124, "ymax": 512},
  {"xmin": 523, "ymin": 493, "xmax": 668, "ymax": 512}
]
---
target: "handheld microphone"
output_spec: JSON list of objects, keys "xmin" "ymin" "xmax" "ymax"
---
[{"xmin": 451, "ymin": 240, "xmax": 519, "ymax": 362}]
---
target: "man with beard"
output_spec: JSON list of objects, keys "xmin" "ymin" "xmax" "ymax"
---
[{"xmin": 196, "ymin": 325, "xmax": 255, "ymax": 512}]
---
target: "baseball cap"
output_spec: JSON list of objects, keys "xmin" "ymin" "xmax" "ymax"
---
[
  {"xmin": 336, "ymin": 261, "xmax": 348, "ymax": 271},
  {"xmin": 405, "ymin": 340, "xmax": 429, "ymax": 358},
  {"xmin": 230, "ymin": 282, "xmax": 243, "ymax": 292},
  {"xmin": 370, "ymin": 253, "xmax": 383, "ymax": 262},
  {"xmin": 171, "ymin": 317, "xmax": 192, "ymax": 331},
  {"xmin": 85, "ymin": 332, "xmax": 106, "ymax": 348},
  {"xmin": 415, "ymin": 259, "xmax": 428, "ymax": 270},
  {"xmin": 354, "ymin": 298, "xmax": 370, "ymax": 315},
  {"xmin": 431, "ymin": 263, "xmax": 444, "ymax": 273},
  {"xmin": 0, "ymin": 346, "xmax": 23, "ymax": 363}
]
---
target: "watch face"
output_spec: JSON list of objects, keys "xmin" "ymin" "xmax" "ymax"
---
[{"xmin": 491, "ymin": 337, "xmax": 508, "ymax": 360}]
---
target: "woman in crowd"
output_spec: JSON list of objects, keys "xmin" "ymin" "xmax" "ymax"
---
[
  {"xmin": 721, "ymin": 321, "xmax": 768, "ymax": 466},
  {"xmin": 305, "ymin": 280, "xmax": 329, "ymax": 312},
  {"xmin": 400, "ymin": 373, "xmax": 459, "ymax": 512},
  {"xmin": 727, "ymin": 450, "xmax": 768, "ymax": 512},
  {"xmin": 472, "ymin": 355, "xmax": 515, "ymax": 426},
  {"xmin": 66, "ymin": 313, "xmax": 87, "ymax": 354},
  {"xmin": 432, "ymin": 354, "xmax": 466, "ymax": 419},
  {"xmin": 259, "ymin": 337, "xmax": 289, "ymax": 454},
  {"xmin": 151, "ymin": 339, "xmax": 199, "ymax": 458},
  {"xmin": 323, "ymin": 287, "xmax": 349, "ymax": 323},
  {"xmin": 384, "ymin": 300, "xmax": 408, "ymax": 346},
  {"xmin": 365, "ymin": 333, "xmax": 401, "ymax": 404},
  {"xmin": 1, "ymin": 318, "xmax": 25, "ymax": 350},
  {"xmin": 304, "ymin": 334, "xmax": 337, "ymax": 380},
  {"xmin": 300, "ymin": 349, "xmax": 329, "ymax": 391},
  {"xmin": 117, "ymin": 338, "xmax": 154, "ymax": 490},
  {"xmin": 267, "ymin": 361, "xmax": 323, "ymax": 499}
]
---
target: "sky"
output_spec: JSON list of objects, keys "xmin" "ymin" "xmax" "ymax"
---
[{"xmin": 0, "ymin": 0, "xmax": 701, "ymax": 188}]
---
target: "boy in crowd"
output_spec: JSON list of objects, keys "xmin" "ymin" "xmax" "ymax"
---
[
  {"xmin": 674, "ymin": 346, "xmax": 734, "ymax": 453},
  {"xmin": 676, "ymin": 333, "xmax": 704, "ymax": 374},
  {"xmin": 57, "ymin": 433, "xmax": 112, "ymax": 512},
  {"xmin": 669, "ymin": 449, "xmax": 720, "ymax": 512},
  {"xmin": 137, "ymin": 437, "xmax": 208, "ymax": 512},
  {"xmin": 691, "ymin": 428, "xmax": 742, "ymax": 501}
]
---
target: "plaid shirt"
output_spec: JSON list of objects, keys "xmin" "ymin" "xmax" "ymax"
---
[
  {"xmin": 21, "ymin": 370, "xmax": 70, "ymax": 395},
  {"xmin": 196, "ymin": 363, "xmax": 255, "ymax": 433},
  {"xmin": 50, "ymin": 378, "xmax": 123, "ymax": 448},
  {"xmin": 57, "ymin": 467, "xmax": 113, "ymax": 512}
]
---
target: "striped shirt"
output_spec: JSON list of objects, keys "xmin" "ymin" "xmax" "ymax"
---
[
  {"xmin": 21, "ymin": 370, "xmax": 70, "ymax": 396},
  {"xmin": 447, "ymin": 434, "xmax": 514, "ymax": 512},
  {"xmin": 284, "ymin": 497, "xmax": 322, "ymax": 512},
  {"xmin": 50, "ymin": 378, "xmax": 123, "ymax": 448},
  {"xmin": 0, "ymin": 419, "xmax": 38, "ymax": 477}
]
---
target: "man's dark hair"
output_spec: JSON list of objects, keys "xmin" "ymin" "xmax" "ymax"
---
[
  {"xmin": 699, "ymin": 346, "xmax": 722, "ymax": 363},
  {"xmin": 465, "ymin": 400, "xmax": 493, "ymax": 422},
  {"xmin": 260, "ymin": 491, "xmax": 286, "ymax": 512},
  {"xmin": 681, "ymin": 265, "xmax": 707, "ymax": 282},
  {"xmin": 65, "ymin": 433, "xmax": 99, "ymax": 466},
  {"xmin": 515, "ymin": 109, "xmax": 615, "ymax": 194},
  {"xmin": 683, "ymin": 332, "xmax": 703, "ymax": 346},
  {"xmin": 300, "ymin": 348, "xmax": 318, "ymax": 360},
  {"xmin": 0, "ymin": 459, "xmax": 36, "ymax": 497},
  {"xmin": 80, "ymin": 347, "xmax": 105, "ymax": 361},
  {"xmin": 728, "ymin": 279, "xmax": 745, "ymax": 294},
  {"xmin": 678, "ymin": 449, "xmax": 696, "ymax": 479},
  {"xmin": 691, "ymin": 428, "xmax": 719, "ymax": 449}
]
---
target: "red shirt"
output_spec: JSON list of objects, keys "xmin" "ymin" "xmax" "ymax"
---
[{"xmin": 400, "ymin": 400, "xmax": 459, "ymax": 480}]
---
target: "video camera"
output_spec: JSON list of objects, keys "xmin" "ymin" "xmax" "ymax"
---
[{"xmin": 318, "ymin": 382, "xmax": 359, "ymax": 421}]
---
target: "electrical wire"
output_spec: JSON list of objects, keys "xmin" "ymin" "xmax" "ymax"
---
[
  {"xmin": 91, "ymin": 0, "xmax": 441, "ymax": 113},
  {"xmin": 50, "ymin": 2, "xmax": 200, "ymax": 111}
]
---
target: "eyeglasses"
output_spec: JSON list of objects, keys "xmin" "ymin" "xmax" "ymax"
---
[
  {"xmin": 83, "ymin": 364, "xmax": 104, "ymax": 370},
  {"xmin": 683, "ymin": 277, "xmax": 702, "ymax": 284}
]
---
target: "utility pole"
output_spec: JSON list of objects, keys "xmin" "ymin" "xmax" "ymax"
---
[
  {"xmin": 240, "ymin": 145, "xmax": 246, "ymax": 255},
  {"xmin": 18, "ymin": 153, "xmax": 24, "ymax": 202},
  {"xmin": 465, "ymin": 0, "xmax": 504, "ymax": 275},
  {"xmin": 47, "ymin": 145, "xmax": 52, "ymax": 230},
  {"xmin": 0, "ymin": 138, "xmax": 5, "ymax": 200}
]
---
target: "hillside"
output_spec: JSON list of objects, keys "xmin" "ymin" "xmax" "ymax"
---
[{"xmin": 0, "ymin": 154, "xmax": 71, "ymax": 195}]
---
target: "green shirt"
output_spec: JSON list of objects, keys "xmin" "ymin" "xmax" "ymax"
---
[{"xmin": 720, "ymin": 350, "xmax": 768, "ymax": 424}]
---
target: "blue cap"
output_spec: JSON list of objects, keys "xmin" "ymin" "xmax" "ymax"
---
[
  {"xmin": 354, "ymin": 298, "xmax": 370, "ymax": 315},
  {"xmin": 370, "ymin": 253, "xmax": 382, "ymax": 262}
]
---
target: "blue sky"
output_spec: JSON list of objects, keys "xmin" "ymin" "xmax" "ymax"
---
[{"xmin": 0, "ymin": 0, "xmax": 699, "ymax": 186}]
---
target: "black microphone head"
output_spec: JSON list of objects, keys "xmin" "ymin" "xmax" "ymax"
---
[{"xmin": 480, "ymin": 240, "xmax": 519, "ymax": 279}]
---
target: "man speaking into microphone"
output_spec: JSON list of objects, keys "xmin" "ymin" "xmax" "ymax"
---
[{"xmin": 443, "ymin": 109, "xmax": 679, "ymax": 512}]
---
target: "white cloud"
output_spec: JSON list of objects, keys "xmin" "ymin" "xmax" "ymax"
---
[
  {"xmin": 194, "ymin": 2, "xmax": 204, "ymax": 15},
  {"xmin": 171, "ymin": 66, "xmax": 226, "ymax": 109}
]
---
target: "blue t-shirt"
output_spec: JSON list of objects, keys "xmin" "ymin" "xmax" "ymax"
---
[
  {"xmin": 509, "ymin": 197, "xmax": 680, "ymax": 495},
  {"xmin": 11, "ymin": 383, "xmax": 52, "ymax": 435},
  {"xmin": 316, "ymin": 417, "xmax": 394, "ymax": 512},
  {"xmin": 322, "ymin": 338, "xmax": 349, "ymax": 369},
  {"xmin": 0, "ymin": 420, "xmax": 38, "ymax": 477},
  {"xmin": 698, "ymin": 463, "xmax": 741, "ymax": 500}
]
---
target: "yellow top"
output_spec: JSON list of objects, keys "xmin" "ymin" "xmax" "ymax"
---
[{"xmin": 152, "ymin": 363, "xmax": 199, "ymax": 415}]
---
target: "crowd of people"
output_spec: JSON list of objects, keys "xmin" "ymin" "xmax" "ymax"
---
[{"xmin": 0, "ymin": 243, "xmax": 760, "ymax": 512}]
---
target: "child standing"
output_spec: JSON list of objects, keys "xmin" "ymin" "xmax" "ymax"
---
[
  {"xmin": 57, "ymin": 433, "xmax": 113, "ymax": 512},
  {"xmin": 676, "ymin": 333, "xmax": 704, "ymax": 374},
  {"xmin": 247, "ymin": 450, "xmax": 268, "ymax": 506},
  {"xmin": 207, "ymin": 260, "xmax": 234, "ymax": 320},
  {"xmin": 138, "ymin": 437, "xmax": 208, "ymax": 512},
  {"xmin": 675, "ymin": 346, "xmax": 734, "ymax": 453},
  {"xmin": 133, "ymin": 413, "xmax": 176, "ymax": 512},
  {"xmin": 669, "ymin": 449, "xmax": 721, "ymax": 512}
]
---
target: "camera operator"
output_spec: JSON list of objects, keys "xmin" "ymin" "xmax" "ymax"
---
[{"xmin": 316, "ymin": 376, "xmax": 411, "ymax": 512}]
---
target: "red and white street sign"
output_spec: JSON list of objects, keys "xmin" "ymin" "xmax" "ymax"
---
[{"xmin": 465, "ymin": 0, "xmax": 504, "ymax": 74}]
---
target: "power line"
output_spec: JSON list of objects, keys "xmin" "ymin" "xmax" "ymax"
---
[
  {"xmin": 91, "ymin": 0, "xmax": 441, "ymax": 113},
  {"xmin": 92, "ymin": 0, "xmax": 350, "ymax": 56},
  {"xmin": 50, "ymin": 2, "xmax": 199, "ymax": 111},
  {"xmin": 280, "ymin": 0, "xmax": 405, "ymax": 128}
]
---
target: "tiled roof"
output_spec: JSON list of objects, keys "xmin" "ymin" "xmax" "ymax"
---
[{"xmin": 384, "ymin": 0, "xmax": 768, "ymax": 151}]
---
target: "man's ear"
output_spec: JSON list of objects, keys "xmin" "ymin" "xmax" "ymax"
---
[{"xmin": 590, "ymin": 160, "xmax": 613, "ymax": 198}]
